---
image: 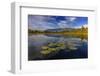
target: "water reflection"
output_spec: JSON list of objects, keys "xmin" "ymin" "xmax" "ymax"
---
[{"xmin": 28, "ymin": 34, "xmax": 88, "ymax": 60}]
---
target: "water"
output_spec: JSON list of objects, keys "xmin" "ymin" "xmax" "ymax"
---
[{"xmin": 28, "ymin": 34, "xmax": 88, "ymax": 60}]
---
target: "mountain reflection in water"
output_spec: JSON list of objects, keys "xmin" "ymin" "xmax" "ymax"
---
[{"xmin": 28, "ymin": 34, "xmax": 88, "ymax": 60}]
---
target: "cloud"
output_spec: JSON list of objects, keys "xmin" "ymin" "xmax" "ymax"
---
[
  {"xmin": 65, "ymin": 17, "xmax": 77, "ymax": 22},
  {"xmin": 83, "ymin": 24, "xmax": 88, "ymax": 28},
  {"xmin": 28, "ymin": 15, "xmax": 57, "ymax": 30},
  {"xmin": 69, "ymin": 17, "xmax": 76, "ymax": 21},
  {"xmin": 29, "ymin": 21, "xmax": 55, "ymax": 31},
  {"xmin": 57, "ymin": 17, "xmax": 77, "ymax": 28},
  {"xmin": 57, "ymin": 21, "xmax": 70, "ymax": 28}
]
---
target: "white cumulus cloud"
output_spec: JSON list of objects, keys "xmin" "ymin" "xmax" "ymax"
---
[{"xmin": 65, "ymin": 17, "xmax": 77, "ymax": 22}]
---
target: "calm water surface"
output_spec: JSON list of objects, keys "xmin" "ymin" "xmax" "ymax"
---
[{"xmin": 28, "ymin": 34, "xmax": 88, "ymax": 60}]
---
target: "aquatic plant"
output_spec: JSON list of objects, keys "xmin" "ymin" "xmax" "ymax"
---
[{"xmin": 41, "ymin": 42, "xmax": 79, "ymax": 55}]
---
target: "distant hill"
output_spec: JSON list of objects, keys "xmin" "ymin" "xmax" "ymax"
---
[
  {"xmin": 45, "ymin": 28, "xmax": 75, "ymax": 32},
  {"xmin": 28, "ymin": 26, "xmax": 88, "ymax": 33}
]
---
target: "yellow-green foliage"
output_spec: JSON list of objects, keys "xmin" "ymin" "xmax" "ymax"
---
[{"xmin": 41, "ymin": 42, "xmax": 79, "ymax": 55}]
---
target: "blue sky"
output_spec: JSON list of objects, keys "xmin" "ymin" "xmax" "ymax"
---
[{"xmin": 28, "ymin": 15, "xmax": 88, "ymax": 30}]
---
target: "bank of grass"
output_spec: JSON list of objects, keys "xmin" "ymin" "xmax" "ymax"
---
[
  {"xmin": 28, "ymin": 28, "xmax": 88, "ymax": 39},
  {"xmin": 29, "ymin": 32, "xmax": 88, "ymax": 40}
]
